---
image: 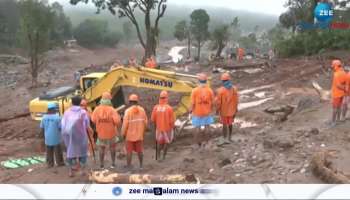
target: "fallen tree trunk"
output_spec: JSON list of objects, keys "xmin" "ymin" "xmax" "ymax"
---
[
  {"xmin": 0, "ymin": 112, "xmax": 30, "ymax": 123},
  {"xmin": 310, "ymin": 151, "xmax": 350, "ymax": 184},
  {"xmin": 89, "ymin": 170, "xmax": 198, "ymax": 184}
]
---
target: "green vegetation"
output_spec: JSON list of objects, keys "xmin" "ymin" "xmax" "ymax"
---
[
  {"xmin": 74, "ymin": 19, "xmax": 122, "ymax": 48},
  {"xmin": 211, "ymin": 25, "xmax": 230, "ymax": 57},
  {"xmin": 0, "ymin": 0, "xmax": 71, "ymax": 50},
  {"xmin": 190, "ymin": 9, "xmax": 210, "ymax": 60},
  {"xmin": 71, "ymin": 0, "xmax": 167, "ymax": 61},
  {"xmin": 269, "ymin": 0, "xmax": 350, "ymax": 57},
  {"xmin": 174, "ymin": 20, "xmax": 191, "ymax": 57},
  {"xmin": 18, "ymin": 0, "xmax": 55, "ymax": 85}
]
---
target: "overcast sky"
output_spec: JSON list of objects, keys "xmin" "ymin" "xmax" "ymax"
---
[
  {"xmin": 53, "ymin": 0, "xmax": 287, "ymax": 15},
  {"xmin": 171, "ymin": 0, "xmax": 286, "ymax": 15}
]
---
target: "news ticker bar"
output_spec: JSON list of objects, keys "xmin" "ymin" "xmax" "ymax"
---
[{"xmin": 1, "ymin": 184, "xmax": 350, "ymax": 199}]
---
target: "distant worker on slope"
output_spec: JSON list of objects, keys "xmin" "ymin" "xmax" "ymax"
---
[
  {"xmin": 237, "ymin": 47, "xmax": 245, "ymax": 62},
  {"xmin": 190, "ymin": 73, "xmax": 215, "ymax": 148},
  {"xmin": 216, "ymin": 73, "xmax": 239, "ymax": 142},
  {"xmin": 331, "ymin": 60, "xmax": 347, "ymax": 126},
  {"xmin": 110, "ymin": 59, "xmax": 123, "ymax": 71},
  {"xmin": 129, "ymin": 57, "xmax": 138, "ymax": 67},
  {"xmin": 151, "ymin": 91, "xmax": 175, "ymax": 160},
  {"xmin": 145, "ymin": 56, "xmax": 157, "ymax": 69},
  {"xmin": 40, "ymin": 102, "xmax": 64, "ymax": 168},
  {"xmin": 122, "ymin": 94, "xmax": 148, "ymax": 170},
  {"xmin": 91, "ymin": 92, "xmax": 121, "ymax": 169}
]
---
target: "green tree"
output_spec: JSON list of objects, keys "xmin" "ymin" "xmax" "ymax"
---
[
  {"xmin": 279, "ymin": 0, "xmax": 317, "ymax": 32},
  {"xmin": 74, "ymin": 19, "xmax": 108, "ymax": 47},
  {"xmin": 74, "ymin": 19, "xmax": 121, "ymax": 48},
  {"xmin": 122, "ymin": 21, "xmax": 133, "ymax": 42},
  {"xmin": 239, "ymin": 33, "xmax": 257, "ymax": 51},
  {"xmin": 230, "ymin": 17, "xmax": 241, "ymax": 42},
  {"xmin": 70, "ymin": 0, "xmax": 167, "ymax": 62},
  {"xmin": 190, "ymin": 9, "xmax": 210, "ymax": 60},
  {"xmin": 18, "ymin": 0, "xmax": 54, "ymax": 86},
  {"xmin": 51, "ymin": 2, "xmax": 72, "ymax": 45},
  {"xmin": 211, "ymin": 24, "xmax": 230, "ymax": 57},
  {"xmin": 174, "ymin": 20, "xmax": 191, "ymax": 57},
  {"xmin": 0, "ymin": 0, "xmax": 20, "ymax": 47}
]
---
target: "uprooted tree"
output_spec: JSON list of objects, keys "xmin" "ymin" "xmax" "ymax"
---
[
  {"xmin": 18, "ymin": 0, "xmax": 54, "ymax": 86},
  {"xmin": 70, "ymin": 0, "xmax": 167, "ymax": 62}
]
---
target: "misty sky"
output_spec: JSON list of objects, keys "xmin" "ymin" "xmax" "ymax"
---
[
  {"xmin": 171, "ymin": 0, "xmax": 286, "ymax": 15},
  {"xmin": 52, "ymin": 0, "xmax": 286, "ymax": 15}
]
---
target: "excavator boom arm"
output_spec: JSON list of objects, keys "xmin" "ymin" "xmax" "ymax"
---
[{"xmin": 83, "ymin": 67, "xmax": 199, "ymax": 116}]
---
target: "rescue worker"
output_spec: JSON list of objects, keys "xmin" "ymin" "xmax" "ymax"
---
[
  {"xmin": 216, "ymin": 73, "xmax": 239, "ymax": 142},
  {"xmin": 145, "ymin": 56, "xmax": 157, "ymax": 68},
  {"xmin": 190, "ymin": 73, "xmax": 215, "ymax": 148},
  {"xmin": 151, "ymin": 91, "xmax": 175, "ymax": 160},
  {"xmin": 61, "ymin": 96, "xmax": 90, "ymax": 177},
  {"xmin": 110, "ymin": 59, "xmax": 123, "ymax": 71},
  {"xmin": 331, "ymin": 60, "xmax": 347, "ymax": 126},
  {"xmin": 40, "ymin": 102, "xmax": 64, "ymax": 168},
  {"xmin": 129, "ymin": 57, "xmax": 138, "ymax": 67},
  {"xmin": 122, "ymin": 94, "xmax": 148, "ymax": 170},
  {"xmin": 91, "ymin": 92, "xmax": 121, "ymax": 169},
  {"xmin": 237, "ymin": 48, "xmax": 245, "ymax": 62}
]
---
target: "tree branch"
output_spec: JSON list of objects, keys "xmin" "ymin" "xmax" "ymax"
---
[
  {"xmin": 137, "ymin": 0, "xmax": 147, "ymax": 13},
  {"xmin": 155, "ymin": 0, "xmax": 166, "ymax": 29},
  {"xmin": 124, "ymin": 4, "xmax": 146, "ymax": 48}
]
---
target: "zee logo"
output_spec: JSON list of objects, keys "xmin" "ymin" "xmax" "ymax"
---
[{"xmin": 112, "ymin": 186, "xmax": 122, "ymax": 196}]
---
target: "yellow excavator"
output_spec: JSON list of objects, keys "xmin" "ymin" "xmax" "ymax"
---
[{"xmin": 29, "ymin": 66, "xmax": 206, "ymax": 121}]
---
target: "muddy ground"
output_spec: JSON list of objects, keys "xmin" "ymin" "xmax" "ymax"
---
[{"xmin": 0, "ymin": 44, "xmax": 350, "ymax": 184}]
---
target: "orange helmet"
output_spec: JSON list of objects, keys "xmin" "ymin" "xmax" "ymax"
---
[
  {"xmin": 80, "ymin": 99, "xmax": 88, "ymax": 107},
  {"xmin": 160, "ymin": 90, "xmax": 168, "ymax": 98},
  {"xmin": 198, "ymin": 73, "xmax": 208, "ymax": 81},
  {"xmin": 102, "ymin": 92, "xmax": 112, "ymax": 100},
  {"xmin": 221, "ymin": 73, "xmax": 231, "ymax": 81},
  {"xmin": 129, "ymin": 94, "xmax": 139, "ymax": 102},
  {"xmin": 332, "ymin": 60, "xmax": 342, "ymax": 69}
]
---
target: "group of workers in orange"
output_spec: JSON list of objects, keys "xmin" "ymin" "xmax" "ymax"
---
[
  {"xmin": 40, "ymin": 71, "xmax": 238, "ymax": 174},
  {"xmin": 109, "ymin": 56, "xmax": 157, "ymax": 70},
  {"xmin": 81, "ymin": 71, "xmax": 238, "ymax": 171},
  {"xmin": 330, "ymin": 59, "xmax": 350, "ymax": 127},
  {"xmin": 191, "ymin": 72, "xmax": 238, "ymax": 147}
]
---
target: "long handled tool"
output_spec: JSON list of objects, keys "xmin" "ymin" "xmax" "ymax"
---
[{"xmin": 86, "ymin": 128, "xmax": 96, "ymax": 163}]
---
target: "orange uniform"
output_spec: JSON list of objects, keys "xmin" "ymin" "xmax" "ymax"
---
[
  {"xmin": 191, "ymin": 86, "xmax": 214, "ymax": 117},
  {"xmin": 332, "ymin": 67, "xmax": 347, "ymax": 108},
  {"xmin": 91, "ymin": 105, "xmax": 121, "ymax": 140},
  {"xmin": 145, "ymin": 58, "xmax": 157, "ymax": 68},
  {"xmin": 151, "ymin": 104, "xmax": 175, "ymax": 132},
  {"xmin": 345, "ymin": 72, "xmax": 350, "ymax": 96},
  {"xmin": 122, "ymin": 105, "xmax": 148, "ymax": 142},
  {"xmin": 237, "ymin": 48, "xmax": 245, "ymax": 61},
  {"xmin": 216, "ymin": 86, "xmax": 239, "ymax": 116},
  {"xmin": 216, "ymin": 86, "xmax": 238, "ymax": 125}
]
